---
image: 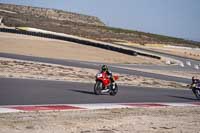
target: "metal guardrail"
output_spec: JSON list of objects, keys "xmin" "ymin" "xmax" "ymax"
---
[{"xmin": 0, "ymin": 28, "xmax": 161, "ymax": 59}]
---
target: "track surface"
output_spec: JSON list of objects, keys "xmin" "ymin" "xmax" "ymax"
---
[
  {"xmin": 0, "ymin": 48, "xmax": 198, "ymax": 105},
  {"xmin": 0, "ymin": 78, "xmax": 197, "ymax": 106}
]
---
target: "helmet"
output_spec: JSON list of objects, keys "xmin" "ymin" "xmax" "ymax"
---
[
  {"xmin": 101, "ymin": 65, "xmax": 108, "ymax": 71},
  {"xmin": 192, "ymin": 76, "xmax": 195, "ymax": 82}
]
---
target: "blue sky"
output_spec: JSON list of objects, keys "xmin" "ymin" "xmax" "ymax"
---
[{"xmin": 0, "ymin": 0, "xmax": 200, "ymax": 41}]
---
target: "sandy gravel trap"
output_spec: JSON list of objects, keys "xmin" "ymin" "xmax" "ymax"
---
[{"xmin": 0, "ymin": 107, "xmax": 200, "ymax": 133}]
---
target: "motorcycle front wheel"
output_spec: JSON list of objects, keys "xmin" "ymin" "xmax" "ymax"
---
[
  {"xmin": 194, "ymin": 89, "xmax": 200, "ymax": 100},
  {"xmin": 94, "ymin": 81, "xmax": 103, "ymax": 95}
]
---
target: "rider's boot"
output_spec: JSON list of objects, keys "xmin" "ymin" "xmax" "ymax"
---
[{"xmin": 112, "ymin": 82, "xmax": 115, "ymax": 89}]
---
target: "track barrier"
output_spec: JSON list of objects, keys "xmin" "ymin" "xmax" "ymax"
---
[{"xmin": 0, "ymin": 28, "xmax": 161, "ymax": 59}]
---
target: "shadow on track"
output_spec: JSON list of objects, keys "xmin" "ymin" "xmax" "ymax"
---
[
  {"xmin": 167, "ymin": 95, "xmax": 197, "ymax": 101},
  {"xmin": 70, "ymin": 89, "xmax": 95, "ymax": 95}
]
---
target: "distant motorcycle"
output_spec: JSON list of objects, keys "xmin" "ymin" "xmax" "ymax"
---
[
  {"xmin": 189, "ymin": 82, "xmax": 200, "ymax": 100},
  {"xmin": 94, "ymin": 72, "xmax": 119, "ymax": 96}
]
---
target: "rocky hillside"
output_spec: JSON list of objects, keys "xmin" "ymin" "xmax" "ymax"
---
[
  {"xmin": 0, "ymin": 3, "xmax": 199, "ymax": 47},
  {"xmin": 0, "ymin": 3, "xmax": 105, "ymax": 26}
]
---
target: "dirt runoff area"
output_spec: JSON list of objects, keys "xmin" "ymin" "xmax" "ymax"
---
[
  {"xmin": 0, "ymin": 107, "xmax": 200, "ymax": 133},
  {"xmin": 0, "ymin": 32, "xmax": 164, "ymax": 64},
  {"xmin": 0, "ymin": 57, "xmax": 186, "ymax": 89}
]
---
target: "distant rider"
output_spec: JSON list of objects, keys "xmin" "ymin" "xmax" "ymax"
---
[
  {"xmin": 191, "ymin": 76, "xmax": 200, "ymax": 94},
  {"xmin": 192, "ymin": 76, "xmax": 200, "ymax": 84}
]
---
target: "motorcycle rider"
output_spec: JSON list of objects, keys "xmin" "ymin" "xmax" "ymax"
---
[
  {"xmin": 101, "ymin": 65, "xmax": 115, "ymax": 87},
  {"xmin": 192, "ymin": 76, "xmax": 200, "ymax": 84},
  {"xmin": 191, "ymin": 76, "xmax": 200, "ymax": 94}
]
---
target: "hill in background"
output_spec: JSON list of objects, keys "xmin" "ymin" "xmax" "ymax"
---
[{"xmin": 0, "ymin": 3, "xmax": 199, "ymax": 48}]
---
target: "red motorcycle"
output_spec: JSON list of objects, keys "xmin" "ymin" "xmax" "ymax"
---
[{"xmin": 94, "ymin": 72, "xmax": 119, "ymax": 96}]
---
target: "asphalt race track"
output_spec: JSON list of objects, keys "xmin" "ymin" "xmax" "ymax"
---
[
  {"xmin": 0, "ymin": 51, "xmax": 198, "ymax": 105},
  {"xmin": 0, "ymin": 78, "xmax": 197, "ymax": 106}
]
